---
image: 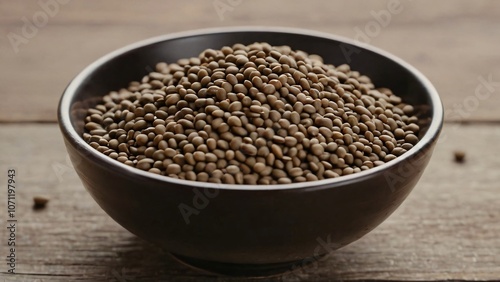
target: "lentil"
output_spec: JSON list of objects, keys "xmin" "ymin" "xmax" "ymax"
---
[{"xmin": 84, "ymin": 42, "xmax": 421, "ymax": 184}]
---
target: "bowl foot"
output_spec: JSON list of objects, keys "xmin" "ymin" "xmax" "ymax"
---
[{"xmin": 170, "ymin": 253, "xmax": 312, "ymax": 277}]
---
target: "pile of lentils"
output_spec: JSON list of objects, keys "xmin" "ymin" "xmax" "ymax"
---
[{"xmin": 83, "ymin": 42, "xmax": 420, "ymax": 185}]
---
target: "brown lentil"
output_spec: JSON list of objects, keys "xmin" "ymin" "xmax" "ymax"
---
[
  {"xmin": 33, "ymin": 196, "xmax": 49, "ymax": 209},
  {"xmin": 84, "ymin": 42, "xmax": 421, "ymax": 184}
]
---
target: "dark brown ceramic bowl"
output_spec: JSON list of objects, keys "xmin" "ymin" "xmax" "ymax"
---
[{"xmin": 58, "ymin": 27, "xmax": 443, "ymax": 275}]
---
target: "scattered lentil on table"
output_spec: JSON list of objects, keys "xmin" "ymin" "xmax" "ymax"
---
[
  {"xmin": 33, "ymin": 196, "xmax": 49, "ymax": 209},
  {"xmin": 454, "ymin": 150, "xmax": 466, "ymax": 163},
  {"xmin": 83, "ymin": 42, "xmax": 421, "ymax": 184}
]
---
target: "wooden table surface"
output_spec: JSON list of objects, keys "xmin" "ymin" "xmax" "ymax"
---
[{"xmin": 1, "ymin": 1, "xmax": 499, "ymax": 281}]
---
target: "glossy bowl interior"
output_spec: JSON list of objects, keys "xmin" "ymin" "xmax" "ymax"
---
[{"xmin": 58, "ymin": 27, "xmax": 443, "ymax": 273}]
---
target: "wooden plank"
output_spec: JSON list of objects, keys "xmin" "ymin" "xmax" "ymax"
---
[
  {"xmin": 0, "ymin": 123, "xmax": 499, "ymax": 281},
  {"xmin": 1, "ymin": 0, "xmax": 500, "ymax": 122}
]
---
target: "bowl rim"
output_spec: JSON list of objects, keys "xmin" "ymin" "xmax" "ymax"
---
[{"xmin": 58, "ymin": 26, "xmax": 443, "ymax": 191}]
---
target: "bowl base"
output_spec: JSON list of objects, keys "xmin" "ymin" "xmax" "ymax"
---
[{"xmin": 170, "ymin": 253, "xmax": 313, "ymax": 277}]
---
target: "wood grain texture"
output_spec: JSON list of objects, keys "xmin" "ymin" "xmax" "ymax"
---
[
  {"xmin": 1, "ymin": 0, "xmax": 500, "ymax": 122},
  {"xmin": 1, "ymin": 1, "xmax": 500, "ymax": 280},
  {"xmin": 0, "ymin": 123, "xmax": 499, "ymax": 281}
]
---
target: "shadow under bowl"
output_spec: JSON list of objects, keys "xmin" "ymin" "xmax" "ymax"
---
[{"xmin": 58, "ymin": 27, "xmax": 443, "ymax": 275}]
